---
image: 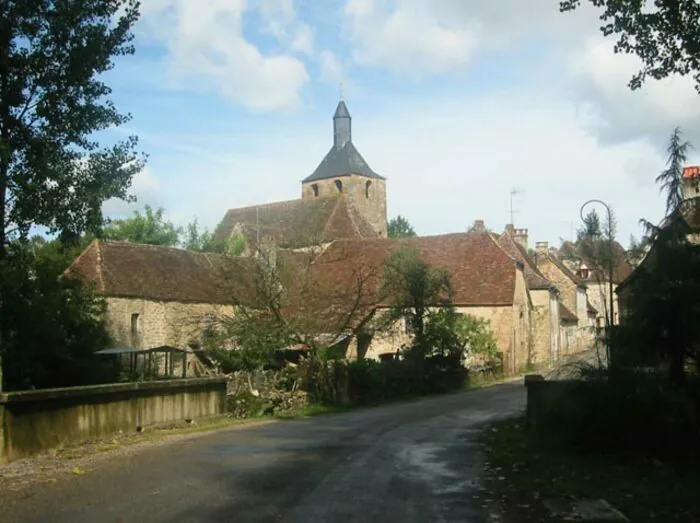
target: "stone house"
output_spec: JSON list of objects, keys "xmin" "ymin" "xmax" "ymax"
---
[
  {"xmin": 617, "ymin": 167, "xmax": 700, "ymax": 318},
  {"xmin": 65, "ymin": 240, "xmax": 261, "ymax": 373},
  {"xmin": 496, "ymin": 226, "xmax": 563, "ymax": 364},
  {"xmin": 558, "ymin": 240, "xmax": 633, "ymax": 326},
  {"xmin": 304, "ymin": 223, "xmax": 533, "ymax": 374},
  {"xmin": 532, "ymin": 241, "xmax": 597, "ymax": 354}
]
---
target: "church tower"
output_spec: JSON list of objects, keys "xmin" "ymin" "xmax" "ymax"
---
[{"xmin": 302, "ymin": 99, "xmax": 388, "ymax": 237}]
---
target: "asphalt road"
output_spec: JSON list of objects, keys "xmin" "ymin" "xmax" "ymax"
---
[{"xmin": 1, "ymin": 381, "xmax": 525, "ymax": 523}]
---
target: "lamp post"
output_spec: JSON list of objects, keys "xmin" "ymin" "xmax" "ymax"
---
[{"xmin": 580, "ymin": 199, "xmax": 615, "ymax": 362}]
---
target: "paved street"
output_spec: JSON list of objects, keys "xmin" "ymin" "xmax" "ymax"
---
[{"xmin": 1, "ymin": 382, "xmax": 525, "ymax": 523}]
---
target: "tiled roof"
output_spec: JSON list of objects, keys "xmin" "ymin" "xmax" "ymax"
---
[
  {"xmin": 213, "ymin": 196, "xmax": 378, "ymax": 248},
  {"xmin": 65, "ymin": 240, "xmax": 261, "ymax": 305},
  {"xmin": 561, "ymin": 240, "xmax": 633, "ymax": 284},
  {"xmin": 308, "ymin": 229, "xmax": 521, "ymax": 307},
  {"xmin": 497, "ymin": 231, "xmax": 553, "ymax": 291}
]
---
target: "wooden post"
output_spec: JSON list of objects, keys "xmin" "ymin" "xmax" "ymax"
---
[{"xmin": 0, "ymin": 400, "xmax": 6, "ymax": 464}]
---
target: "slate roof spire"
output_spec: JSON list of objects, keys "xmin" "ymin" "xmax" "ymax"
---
[
  {"xmin": 302, "ymin": 99, "xmax": 385, "ymax": 183},
  {"xmin": 333, "ymin": 99, "xmax": 351, "ymax": 150}
]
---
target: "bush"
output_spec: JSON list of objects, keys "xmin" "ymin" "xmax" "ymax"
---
[{"xmin": 537, "ymin": 366, "xmax": 699, "ymax": 461}]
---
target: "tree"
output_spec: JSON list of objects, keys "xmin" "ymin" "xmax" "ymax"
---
[
  {"xmin": 388, "ymin": 215, "xmax": 417, "ymax": 238},
  {"xmin": 627, "ymin": 234, "xmax": 649, "ymax": 268},
  {"xmin": 204, "ymin": 242, "xmax": 379, "ymax": 371},
  {"xmin": 182, "ymin": 217, "xmax": 246, "ymax": 256},
  {"xmin": 0, "ymin": 1, "xmax": 144, "ymax": 391},
  {"xmin": 1, "ymin": 239, "xmax": 113, "ymax": 390},
  {"xmin": 423, "ymin": 308, "xmax": 498, "ymax": 364},
  {"xmin": 0, "ymin": 0, "xmax": 145, "ymax": 253},
  {"xmin": 104, "ymin": 205, "xmax": 181, "ymax": 246},
  {"xmin": 577, "ymin": 210, "xmax": 602, "ymax": 242},
  {"xmin": 656, "ymin": 127, "xmax": 693, "ymax": 216},
  {"xmin": 380, "ymin": 247, "xmax": 452, "ymax": 359},
  {"xmin": 560, "ymin": 0, "xmax": 700, "ymax": 93}
]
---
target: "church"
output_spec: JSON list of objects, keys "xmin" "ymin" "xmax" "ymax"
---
[
  {"xmin": 213, "ymin": 99, "xmax": 386, "ymax": 253},
  {"xmin": 66, "ymin": 99, "xmax": 597, "ymax": 375}
]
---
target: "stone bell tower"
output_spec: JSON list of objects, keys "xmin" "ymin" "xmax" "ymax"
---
[{"xmin": 301, "ymin": 98, "xmax": 388, "ymax": 237}]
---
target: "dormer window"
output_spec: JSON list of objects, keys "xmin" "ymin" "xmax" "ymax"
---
[{"xmin": 580, "ymin": 268, "xmax": 589, "ymax": 279}]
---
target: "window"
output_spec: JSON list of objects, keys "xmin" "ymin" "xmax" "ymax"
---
[
  {"xmin": 365, "ymin": 180, "xmax": 372, "ymax": 198},
  {"xmin": 311, "ymin": 183, "xmax": 319, "ymax": 197},
  {"xmin": 335, "ymin": 179, "xmax": 343, "ymax": 193},
  {"xmin": 131, "ymin": 313, "xmax": 141, "ymax": 336},
  {"xmin": 580, "ymin": 268, "xmax": 589, "ymax": 279}
]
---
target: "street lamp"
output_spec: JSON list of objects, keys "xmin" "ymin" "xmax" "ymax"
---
[{"xmin": 580, "ymin": 199, "xmax": 615, "ymax": 361}]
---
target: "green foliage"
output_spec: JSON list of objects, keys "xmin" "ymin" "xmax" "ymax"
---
[
  {"xmin": 560, "ymin": 1, "xmax": 700, "ymax": 93},
  {"xmin": 0, "ymin": 239, "xmax": 113, "ymax": 390},
  {"xmin": 104, "ymin": 205, "xmax": 181, "ymax": 246},
  {"xmin": 181, "ymin": 218, "xmax": 246, "ymax": 255},
  {"xmin": 627, "ymin": 233, "xmax": 648, "ymax": 267},
  {"xmin": 576, "ymin": 210, "xmax": 601, "ymax": 242},
  {"xmin": 203, "ymin": 307, "xmax": 296, "ymax": 372},
  {"xmin": 423, "ymin": 308, "xmax": 498, "ymax": 363},
  {"xmin": 621, "ymin": 221, "xmax": 700, "ymax": 383},
  {"xmin": 536, "ymin": 366, "xmax": 699, "ymax": 461},
  {"xmin": 656, "ymin": 127, "xmax": 692, "ymax": 216},
  {"xmin": 387, "ymin": 215, "xmax": 417, "ymax": 238},
  {"xmin": 381, "ymin": 247, "xmax": 452, "ymax": 355},
  {"xmin": 0, "ymin": 0, "xmax": 145, "ymax": 249}
]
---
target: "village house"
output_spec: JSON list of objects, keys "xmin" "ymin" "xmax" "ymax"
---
[
  {"xmin": 66, "ymin": 98, "xmax": 606, "ymax": 375},
  {"xmin": 303, "ymin": 222, "xmax": 532, "ymax": 374},
  {"xmin": 531, "ymin": 241, "xmax": 598, "ymax": 353},
  {"xmin": 616, "ymin": 166, "xmax": 700, "ymax": 318},
  {"xmin": 65, "ymin": 240, "xmax": 260, "ymax": 375},
  {"xmin": 557, "ymin": 240, "xmax": 633, "ymax": 327},
  {"xmin": 495, "ymin": 226, "xmax": 565, "ymax": 364}
]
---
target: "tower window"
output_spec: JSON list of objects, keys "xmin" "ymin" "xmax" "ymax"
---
[
  {"xmin": 335, "ymin": 180, "xmax": 343, "ymax": 193},
  {"xmin": 130, "ymin": 313, "xmax": 141, "ymax": 346},
  {"xmin": 365, "ymin": 180, "xmax": 372, "ymax": 198},
  {"xmin": 311, "ymin": 183, "xmax": 319, "ymax": 197}
]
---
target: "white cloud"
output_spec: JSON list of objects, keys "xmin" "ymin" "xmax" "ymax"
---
[
  {"xmin": 343, "ymin": 0, "xmax": 480, "ymax": 75},
  {"xmin": 569, "ymin": 36, "xmax": 700, "ymax": 142},
  {"xmin": 102, "ymin": 166, "xmax": 162, "ymax": 218},
  {"xmin": 137, "ymin": 0, "xmax": 309, "ymax": 111}
]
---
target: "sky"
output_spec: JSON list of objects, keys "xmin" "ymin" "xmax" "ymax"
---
[{"xmin": 100, "ymin": 0, "xmax": 700, "ymax": 249}]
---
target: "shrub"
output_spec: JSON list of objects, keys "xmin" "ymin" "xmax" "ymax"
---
[{"xmin": 537, "ymin": 366, "xmax": 699, "ymax": 461}]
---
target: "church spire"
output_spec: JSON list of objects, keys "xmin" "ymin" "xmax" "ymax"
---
[{"xmin": 333, "ymin": 98, "xmax": 351, "ymax": 150}]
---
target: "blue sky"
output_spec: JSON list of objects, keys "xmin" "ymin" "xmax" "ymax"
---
[{"xmin": 100, "ymin": 0, "xmax": 700, "ymax": 248}]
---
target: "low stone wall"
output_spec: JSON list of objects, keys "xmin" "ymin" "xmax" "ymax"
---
[
  {"xmin": 524, "ymin": 374, "xmax": 580, "ymax": 435},
  {"xmin": 0, "ymin": 377, "xmax": 226, "ymax": 463}
]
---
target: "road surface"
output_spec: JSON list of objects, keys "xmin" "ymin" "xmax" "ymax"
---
[{"xmin": 1, "ymin": 382, "xmax": 525, "ymax": 523}]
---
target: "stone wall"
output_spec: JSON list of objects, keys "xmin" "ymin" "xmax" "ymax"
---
[
  {"xmin": 106, "ymin": 297, "xmax": 235, "ymax": 351},
  {"xmin": 302, "ymin": 174, "xmax": 387, "ymax": 237},
  {"xmin": 0, "ymin": 377, "xmax": 226, "ymax": 463},
  {"xmin": 586, "ymin": 281, "xmax": 620, "ymax": 325},
  {"xmin": 530, "ymin": 289, "xmax": 557, "ymax": 364},
  {"xmin": 534, "ymin": 255, "xmax": 580, "ymax": 322}
]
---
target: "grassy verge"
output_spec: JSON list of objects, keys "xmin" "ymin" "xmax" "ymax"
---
[{"xmin": 480, "ymin": 417, "xmax": 700, "ymax": 522}]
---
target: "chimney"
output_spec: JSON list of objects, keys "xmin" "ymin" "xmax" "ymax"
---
[
  {"xmin": 513, "ymin": 228, "xmax": 529, "ymax": 250},
  {"xmin": 471, "ymin": 219, "xmax": 486, "ymax": 233},
  {"xmin": 535, "ymin": 241, "xmax": 549, "ymax": 256}
]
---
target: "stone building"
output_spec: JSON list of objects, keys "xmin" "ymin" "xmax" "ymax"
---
[
  {"xmin": 305, "ymin": 223, "xmax": 533, "ymax": 374},
  {"xmin": 532, "ymin": 241, "xmax": 597, "ymax": 354},
  {"xmin": 214, "ymin": 99, "xmax": 387, "ymax": 252},
  {"xmin": 65, "ymin": 240, "xmax": 259, "ymax": 357},
  {"xmin": 496, "ymin": 226, "xmax": 562, "ymax": 364}
]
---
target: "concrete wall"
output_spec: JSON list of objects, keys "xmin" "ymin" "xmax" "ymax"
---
[
  {"xmin": 0, "ymin": 377, "xmax": 226, "ymax": 463},
  {"xmin": 302, "ymin": 174, "xmax": 387, "ymax": 237},
  {"xmin": 106, "ymin": 297, "xmax": 235, "ymax": 350}
]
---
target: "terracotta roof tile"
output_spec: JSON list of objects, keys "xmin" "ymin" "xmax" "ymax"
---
[
  {"xmin": 497, "ymin": 231, "xmax": 553, "ymax": 291},
  {"xmin": 65, "ymin": 240, "xmax": 261, "ymax": 305},
  {"xmin": 307, "ymin": 230, "xmax": 520, "ymax": 308},
  {"xmin": 214, "ymin": 196, "xmax": 378, "ymax": 248}
]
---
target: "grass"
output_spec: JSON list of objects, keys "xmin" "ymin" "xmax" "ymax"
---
[{"xmin": 480, "ymin": 417, "xmax": 700, "ymax": 522}]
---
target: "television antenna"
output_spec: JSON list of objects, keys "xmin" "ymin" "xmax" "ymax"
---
[{"xmin": 509, "ymin": 189, "xmax": 523, "ymax": 225}]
